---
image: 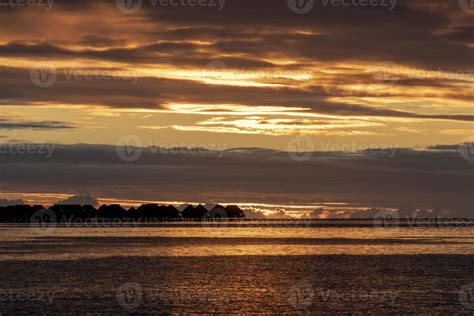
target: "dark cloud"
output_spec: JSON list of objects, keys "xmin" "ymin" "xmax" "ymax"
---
[
  {"xmin": 0, "ymin": 199, "xmax": 25, "ymax": 206},
  {"xmin": 0, "ymin": 143, "xmax": 472, "ymax": 217},
  {"xmin": 0, "ymin": 0, "xmax": 471, "ymax": 219},
  {"xmin": 1, "ymin": 66, "xmax": 472, "ymax": 122},
  {"xmin": 0, "ymin": 0, "xmax": 471, "ymax": 123},
  {"xmin": 0, "ymin": 0, "xmax": 471, "ymax": 71},
  {"xmin": 0, "ymin": 118, "xmax": 74, "ymax": 130},
  {"xmin": 428, "ymin": 144, "xmax": 461, "ymax": 151},
  {"xmin": 133, "ymin": 0, "xmax": 473, "ymax": 70},
  {"xmin": 0, "ymin": 41, "xmax": 277, "ymax": 68}
]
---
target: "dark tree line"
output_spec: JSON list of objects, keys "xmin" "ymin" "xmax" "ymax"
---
[{"xmin": 0, "ymin": 204, "xmax": 245, "ymax": 222}]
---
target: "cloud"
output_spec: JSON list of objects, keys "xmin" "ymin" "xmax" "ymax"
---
[
  {"xmin": 0, "ymin": 143, "xmax": 471, "ymax": 217},
  {"xmin": 0, "ymin": 119, "xmax": 74, "ymax": 130},
  {"xmin": 302, "ymin": 208, "xmax": 326, "ymax": 219},
  {"xmin": 439, "ymin": 129, "xmax": 474, "ymax": 136},
  {"xmin": 427, "ymin": 144, "xmax": 473, "ymax": 151},
  {"xmin": 396, "ymin": 127, "xmax": 427, "ymax": 134},
  {"xmin": 0, "ymin": 0, "xmax": 471, "ymax": 216},
  {"xmin": 265, "ymin": 210, "xmax": 293, "ymax": 219},
  {"xmin": 55, "ymin": 190, "xmax": 99, "ymax": 207},
  {"xmin": 0, "ymin": 0, "xmax": 471, "ymax": 129},
  {"xmin": 0, "ymin": 198, "xmax": 25, "ymax": 206},
  {"xmin": 243, "ymin": 208, "xmax": 267, "ymax": 219},
  {"xmin": 168, "ymin": 116, "xmax": 384, "ymax": 136},
  {"xmin": 1, "ymin": 66, "xmax": 472, "ymax": 123}
]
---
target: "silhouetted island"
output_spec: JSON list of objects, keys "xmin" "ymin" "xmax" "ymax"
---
[{"xmin": 0, "ymin": 204, "xmax": 245, "ymax": 223}]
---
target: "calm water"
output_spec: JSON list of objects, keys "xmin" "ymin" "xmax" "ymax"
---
[
  {"xmin": 0, "ymin": 221, "xmax": 473, "ymax": 313},
  {"xmin": 0, "ymin": 221, "xmax": 473, "ymax": 260}
]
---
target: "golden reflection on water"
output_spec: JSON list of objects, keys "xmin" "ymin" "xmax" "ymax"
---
[{"xmin": 0, "ymin": 223, "xmax": 473, "ymax": 260}]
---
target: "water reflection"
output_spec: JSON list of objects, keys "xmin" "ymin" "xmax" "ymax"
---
[{"xmin": 0, "ymin": 221, "xmax": 473, "ymax": 260}]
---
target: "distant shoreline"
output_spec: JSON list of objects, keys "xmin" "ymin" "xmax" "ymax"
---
[
  {"xmin": 1, "ymin": 204, "xmax": 473, "ymax": 226},
  {"xmin": 1, "ymin": 219, "xmax": 474, "ymax": 228}
]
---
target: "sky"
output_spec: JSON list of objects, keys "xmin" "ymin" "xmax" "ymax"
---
[{"xmin": 0, "ymin": 0, "xmax": 472, "ymax": 217}]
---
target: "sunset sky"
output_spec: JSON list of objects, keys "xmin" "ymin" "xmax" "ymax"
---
[{"xmin": 0, "ymin": 0, "xmax": 472, "ymax": 217}]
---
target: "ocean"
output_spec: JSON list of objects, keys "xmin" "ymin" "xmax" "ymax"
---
[{"xmin": 0, "ymin": 221, "xmax": 473, "ymax": 314}]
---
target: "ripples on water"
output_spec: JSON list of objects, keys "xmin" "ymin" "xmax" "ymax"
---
[
  {"xmin": 0, "ymin": 220, "xmax": 473, "ymax": 260},
  {"xmin": 0, "ymin": 220, "xmax": 473, "ymax": 313}
]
